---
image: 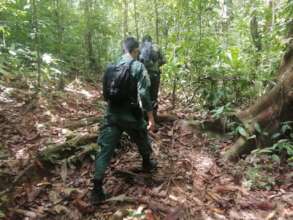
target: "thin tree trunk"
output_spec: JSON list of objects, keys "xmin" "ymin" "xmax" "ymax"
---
[
  {"xmin": 198, "ymin": 0, "xmax": 202, "ymax": 49},
  {"xmin": 272, "ymin": 0, "xmax": 275, "ymax": 31},
  {"xmin": 31, "ymin": 0, "xmax": 41, "ymax": 91},
  {"xmin": 219, "ymin": 0, "xmax": 233, "ymax": 46},
  {"xmin": 172, "ymin": 8, "xmax": 182, "ymax": 109},
  {"xmin": 123, "ymin": 0, "xmax": 128, "ymax": 38},
  {"xmin": 55, "ymin": 0, "xmax": 64, "ymax": 90},
  {"xmin": 171, "ymin": 77, "xmax": 177, "ymax": 109},
  {"xmin": 264, "ymin": 0, "xmax": 275, "ymax": 32},
  {"xmin": 250, "ymin": 14, "xmax": 262, "ymax": 52},
  {"xmin": 56, "ymin": 0, "xmax": 63, "ymax": 58},
  {"xmin": 163, "ymin": 20, "xmax": 168, "ymax": 50},
  {"xmin": 84, "ymin": 0, "xmax": 97, "ymax": 74},
  {"xmin": 154, "ymin": 0, "xmax": 159, "ymax": 44},
  {"xmin": 250, "ymin": 12, "xmax": 262, "ymax": 80},
  {"xmin": 134, "ymin": 0, "xmax": 139, "ymax": 40},
  {"xmin": 1, "ymin": 29, "xmax": 5, "ymax": 47}
]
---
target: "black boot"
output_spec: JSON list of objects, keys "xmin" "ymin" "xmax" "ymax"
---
[
  {"xmin": 91, "ymin": 179, "xmax": 106, "ymax": 205},
  {"xmin": 142, "ymin": 158, "xmax": 157, "ymax": 172}
]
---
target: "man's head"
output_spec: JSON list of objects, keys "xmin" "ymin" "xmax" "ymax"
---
[
  {"xmin": 123, "ymin": 37, "xmax": 140, "ymax": 59},
  {"xmin": 142, "ymin": 35, "xmax": 152, "ymax": 43}
]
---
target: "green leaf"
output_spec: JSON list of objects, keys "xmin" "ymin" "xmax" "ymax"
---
[
  {"xmin": 254, "ymin": 123, "xmax": 261, "ymax": 133},
  {"xmin": 238, "ymin": 127, "xmax": 249, "ymax": 138},
  {"xmin": 272, "ymin": 154, "xmax": 280, "ymax": 163},
  {"xmin": 272, "ymin": 133, "xmax": 281, "ymax": 139},
  {"xmin": 0, "ymin": 210, "xmax": 5, "ymax": 218},
  {"xmin": 106, "ymin": 194, "xmax": 134, "ymax": 203},
  {"xmin": 263, "ymin": 132, "xmax": 269, "ymax": 136},
  {"xmin": 258, "ymin": 148, "xmax": 273, "ymax": 154},
  {"xmin": 286, "ymin": 146, "xmax": 293, "ymax": 156}
]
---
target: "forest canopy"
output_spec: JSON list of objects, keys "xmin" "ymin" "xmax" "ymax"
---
[{"xmin": 1, "ymin": 0, "xmax": 292, "ymax": 103}]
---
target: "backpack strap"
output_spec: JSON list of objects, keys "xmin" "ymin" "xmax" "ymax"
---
[
  {"xmin": 128, "ymin": 59, "xmax": 135, "ymax": 67},
  {"xmin": 126, "ymin": 59, "xmax": 136, "ymax": 77},
  {"xmin": 127, "ymin": 59, "xmax": 138, "ymax": 103},
  {"xmin": 119, "ymin": 59, "xmax": 135, "ymax": 69}
]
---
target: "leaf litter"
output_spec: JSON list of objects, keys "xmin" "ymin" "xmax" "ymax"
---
[{"xmin": 0, "ymin": 80, "xmax": 292, "ymax": 219}]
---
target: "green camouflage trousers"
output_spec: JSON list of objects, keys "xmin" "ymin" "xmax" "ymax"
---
[{"xmin": 94, "ymin": 114, "xmax": 152, "ymax": 180}]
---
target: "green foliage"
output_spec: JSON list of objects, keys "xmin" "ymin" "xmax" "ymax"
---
[
  {"xmin": 253, "ymin": 121, "xmax": 293, "ymax": 164},
  {"xmin": 244, "ymin": 164, "xmax": 276, "ymax": 190},
  {"xmin": 0, "ymin": 43, "xmax": 64, "ymax": 86},
  {"xmin": 257, "ymin": 139, "xmax": 293, "ymax": 162},
  {"xmin": 0, "ymin": 44, "xmax": 34, "ymax": 76},
  {"xmin": 0, "ymin": 0, "xmax": 290, "ymax": 95},
  {"xmin": 211, "ymin": 103, "xmax": 233, "ymax": 119},
  {"xmin": 160, "ymin": 0, "xmax": 288, "ymax": 109},
  {"xmin": 0, "ymin": 0, "xmax": 115, "ymax": 84}
]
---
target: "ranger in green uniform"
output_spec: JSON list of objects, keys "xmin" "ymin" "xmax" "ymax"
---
[
  {"xmin": 91, "ymin": 37, "xmax": 157, "ymax": 204},
  {"xmin": 139, "ymin": 35, "xmax": 166, "ymax": 120}
]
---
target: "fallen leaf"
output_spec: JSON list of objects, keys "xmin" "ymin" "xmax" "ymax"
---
[
  {"xmin": 165, "ymin": 207, "xmax": 184, "ymax": 220},
  {"xmin": 27, "ymin": 186, "xmax": 43, "ymax": 202},
  {"xmin": 12, "ymin": 209, "xmax": 37, "ymax": 219},
  {"xmin": 255, "ymin": 201, "xmax": 275, "ymax": 211},
  {"xmin": 49, "ymin": 191, "xmax": 60, "ymax": 204},
  {"xmin": 145, "ymin": 209, "xmax": 155, "ymax": 220},
  {"xmin": 106, "ymin": 194, "xmax": 134, "ymax": 203},
  {"xmin": 62, "ymin": 187, "xmax": 81, "ymax": 199},
  {"xmin": 213, "ymin": 185, "xmax": 248, "ymax": 195},
  {"xmin": 72, "ymin": 199, "xmax": 94, "ymax": 214},
  {"xmin": 207, "ymin": 191, "xmax": 222, "ymax": 203},
  {"xmin": 110, "ymin": 209, "xmax": 128, "ymax": 220},
  {"xmin": 265, "ymin": 210, "xmax": 277, "ymax": 220},
  {"xmin": 213, "ymin": 212, "xmax": 227, "ymax": 220},
  {"xmin": 54, "ymin": 205, "xmax": 70, "ymax": 214}
]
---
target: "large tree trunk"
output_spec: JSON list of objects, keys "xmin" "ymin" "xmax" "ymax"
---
[{"xmin": 224, "ymin": 25, "xmax": 293, "ymax": 161}]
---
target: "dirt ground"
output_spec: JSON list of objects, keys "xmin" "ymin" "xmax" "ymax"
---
[{"xmin": 0, "ymin": 80, "xmax": 292, "ymax": 220}]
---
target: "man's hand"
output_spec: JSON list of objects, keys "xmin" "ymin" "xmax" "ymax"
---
[{"xmin": 147, "ymin": 111, "xmax": 156, "ymax": 132}]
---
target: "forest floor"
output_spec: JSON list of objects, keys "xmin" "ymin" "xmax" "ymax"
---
[{"xmin": 0, "ymin": 79, "xmax": 292, "ymax": 220}]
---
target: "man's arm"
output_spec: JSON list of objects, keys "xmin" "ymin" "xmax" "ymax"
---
[
  {"xmin": 136, "ymin": 63, "xmax": 156, "ymax": 131},
  {"xmin": 147, "ymin": 111, "xmax": 155, "ymax": 131}
]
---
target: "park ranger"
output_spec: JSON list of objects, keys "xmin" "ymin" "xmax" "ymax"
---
[
  {"xmin": 91, "ymin": 37, "xmax": 157, "ymax": 204},
  {"xmin": 139, "ymin": 35, "xmax": 166, "ymax": 120}
]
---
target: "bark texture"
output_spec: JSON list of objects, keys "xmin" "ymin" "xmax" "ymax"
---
[{"xmin": 224, "ymin": 28, "xmax": 293, "ymax": 161}]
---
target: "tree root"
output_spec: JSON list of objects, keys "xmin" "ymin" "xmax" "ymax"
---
[
  {"xmin": 39, "ymin": 134, "xmax": 98, "ymax": 163},
  {"xmin": 63, "ymin": 116, "xmax": 102, "ymax": 129},
  {"xmin": 0, "ymin": 133, "xmax": 99, "ymax": 196}
]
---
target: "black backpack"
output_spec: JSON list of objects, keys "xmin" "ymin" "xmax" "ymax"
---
[
  {"xmin": 139, "ymin": 42, "xmax": 157, "ymax": 68},
  {"xmin": 103, "ymin": 60, "xmax": 136, "ymax": 105}
]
